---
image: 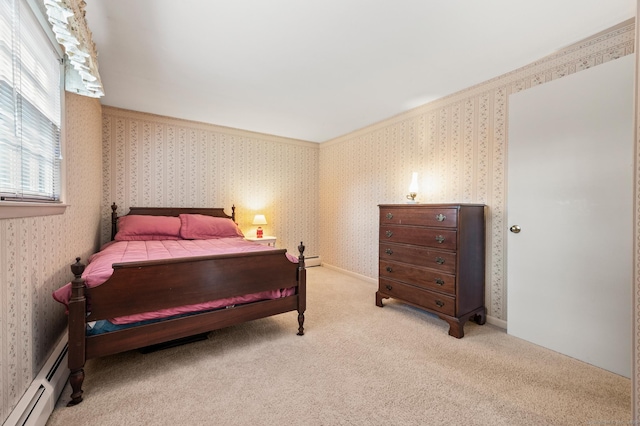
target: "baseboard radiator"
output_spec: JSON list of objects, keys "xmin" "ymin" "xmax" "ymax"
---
[
  {"xmin": 3, "ymin": 334, "xmax": 69, "ymax": 426},
  {"xmin": 305, "ymin": 255, "xmax": 321, "ymax": 267}
]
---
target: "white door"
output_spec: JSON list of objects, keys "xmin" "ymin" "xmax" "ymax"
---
[{"xmin": 507, "ymin": 54, "xmax": 634, "ymax": 378}]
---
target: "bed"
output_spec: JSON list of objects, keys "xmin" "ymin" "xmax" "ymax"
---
[{"xmin": 55, "ymin": 203, "xmax": 307, "ymax": 406}]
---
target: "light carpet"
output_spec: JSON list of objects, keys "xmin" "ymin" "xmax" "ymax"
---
[{"xmin": 47, "ymin": 266, "xmax": 631, "ymax": 426}]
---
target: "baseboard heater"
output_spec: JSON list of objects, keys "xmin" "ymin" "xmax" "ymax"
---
[
  {"xmin": 3, "ymin": 334, "xmax": 69, "ymax": 426},
  {"xmin": 305, "ymin": 255, "xmax": 321, "ymax": 267}
]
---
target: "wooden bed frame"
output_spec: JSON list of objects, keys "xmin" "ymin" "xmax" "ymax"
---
[{"xmin": 66, "ymin": 203, "xmax": 306, "ymax": 406}]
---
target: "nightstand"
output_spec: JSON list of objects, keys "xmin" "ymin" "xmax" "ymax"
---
[{"xmin": 245, "ymin": 236, "xmax": 277, "ymax": 247}]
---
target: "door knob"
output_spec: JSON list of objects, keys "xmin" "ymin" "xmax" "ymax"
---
[{"xmin": 510, "ymin": 225, "xmax": 521, "ymax": 233}]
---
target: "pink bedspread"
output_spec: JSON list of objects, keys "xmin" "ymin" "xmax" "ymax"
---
[{"xmin": 53, "ymin": 238, "xmax": 298, "ymax": 324}]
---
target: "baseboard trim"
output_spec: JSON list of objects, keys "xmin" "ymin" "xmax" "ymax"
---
[
  {"xmin": 320, "ymin": 263, "xmax": 377, "ymax": 284},
  {"xmin": 486, "ymin": 315, "xmax": 507, "ymax": 330}
]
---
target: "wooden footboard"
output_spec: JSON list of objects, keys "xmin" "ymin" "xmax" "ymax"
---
[{"xmin": 66, "ymin": 243, "xmax": 306, "ymax": 406}]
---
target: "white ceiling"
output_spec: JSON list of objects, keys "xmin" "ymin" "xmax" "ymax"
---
[{"xmin": 84, "ymin": 1, "xmax": 636, "ymax": 143}]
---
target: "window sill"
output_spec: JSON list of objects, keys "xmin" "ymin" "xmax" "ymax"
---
[{"xmin": 0, "ymin": 201, "xmax": 68, "ymax": 219}]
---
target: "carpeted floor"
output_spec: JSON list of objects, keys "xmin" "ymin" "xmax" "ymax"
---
[{"xmin": 47, "ymin": 266, "xmax": 631, "ymax": 425}]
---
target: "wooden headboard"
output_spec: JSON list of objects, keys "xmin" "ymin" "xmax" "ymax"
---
[{"xmin": 110, "ymin": 202, "xmax": 236, "ymax": 240}]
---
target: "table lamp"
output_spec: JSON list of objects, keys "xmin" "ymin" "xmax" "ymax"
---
[{"xmin": 252, "ymin": 214, "xmax": 267, "ymax": 238}]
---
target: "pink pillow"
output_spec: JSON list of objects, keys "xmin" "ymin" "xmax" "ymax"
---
[
  {"xmin": 179, "ymin": 214, "xmax": 244, "ymax": 239},
  {"xmin": 114, "ymin": 215, "xmax": 182, "ymax": 241}
]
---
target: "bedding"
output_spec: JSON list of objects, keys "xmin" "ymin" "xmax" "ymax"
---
[
  {"xmin": 179, "ymin": 213, "xmax": 245, "ymax": 239},
  {"xmin": 114, "ymin": 214, "xmax": 182, "ymax": 241},
  {"xmin": 53, "ymin": 237, "xmax": 297, "ymax": 325}
]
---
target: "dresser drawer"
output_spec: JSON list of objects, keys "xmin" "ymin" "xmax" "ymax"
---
[
  {"xmin": 380, "ymin": 225, "xmax": 457, "ymax": 250},
  {"xmin": 379, "ymin": 278, "xmax": 456, "ymax": 316},
  {"xmin": 379, "ymin": 242, "xmax": 456, "ymax": 274},
  {"xmin": 380, "ymin": 207, "xmax": 458, "ymax": 228},
  {"xmin": 379, "ymin": 260, "xmax": 455, "ymax": 295}
]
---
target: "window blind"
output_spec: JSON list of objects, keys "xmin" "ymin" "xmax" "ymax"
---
[{"xmin": 0, "ymin": 0, "xmax": 62, "ymax": 202}]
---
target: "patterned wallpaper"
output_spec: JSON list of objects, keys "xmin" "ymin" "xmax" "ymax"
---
[
  {"xmin": 319, "ymin": 20, "xmax": 635, "ymax": 325},
  {"xmin": 0, "ymin": 93, "xmax": 103, "ymax": 423},
  {"xmin": 100, "ymin": 107, "xmax": 320, "ymax": 258}
]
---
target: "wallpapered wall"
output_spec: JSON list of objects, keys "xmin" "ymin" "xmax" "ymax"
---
[
  {"xmin": 100, "ymin": 107, "xmax": 320, "ymax": 258},
  {"xmin": 0, "ymin": 93, "xmax": 103, "ymax": 423},
  {"xmin": 319, "ymin": 20, "xmax": 635, "ymax": 324}
]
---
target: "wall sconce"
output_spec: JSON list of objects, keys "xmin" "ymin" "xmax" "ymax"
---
[
  {"xmin": 252, "ymin": 214, "xmax": 267, "ymax": 238},
  {"xmin": 406, "ymin": 172, "xmax": 419, "ymax": 204}
]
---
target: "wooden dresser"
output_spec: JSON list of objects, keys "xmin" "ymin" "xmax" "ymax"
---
[{"xmin": 376, "ymin": 204, "xmax": 486, "ymax": 338}]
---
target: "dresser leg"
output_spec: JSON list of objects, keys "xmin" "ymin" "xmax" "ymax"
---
[
  {"xmin": 442, "ymin": 317, "xmax": 464, "ymax": 338},
  {"xmin": 473, "ymin": 308, "xmax": 487, "ymax": 325},
  {"xmin": 375, "ymin": 291, "xmax": 385, "ymax": 307},
  {"xmin": 442, "ymin": 307, "xmax": 487, "ymax": 338}
]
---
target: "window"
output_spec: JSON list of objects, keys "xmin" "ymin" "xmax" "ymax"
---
[{"xmin": 0, "ymin": 0, "xmax": 64, "ymax": 215}]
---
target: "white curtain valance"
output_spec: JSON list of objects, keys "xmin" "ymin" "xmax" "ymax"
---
[{"xmin": 43, "ymin": 0, "xmax": 104, "ymax": 98}]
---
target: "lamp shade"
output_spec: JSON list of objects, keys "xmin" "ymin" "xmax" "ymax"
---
[
  {"xmin": 409, "ymin": 172, "xmax": 419, "ymax": 193},
  {"xmin": 252, "ymin": 214, "xmax": 267, "ymax": 225}
]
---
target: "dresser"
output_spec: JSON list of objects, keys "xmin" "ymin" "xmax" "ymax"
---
[{"xmin": 376, "ymin": 204, "xmax": 486, "ymax": 338}]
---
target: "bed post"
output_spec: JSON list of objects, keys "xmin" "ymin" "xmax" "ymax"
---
[
  {"xmin": 297, "ymin": 242, "xmax": 306, "ymax": 336},
  {"xmin": 110, "ymin": 202, "xmax": 118, "ymax": 241},
  {"xmin": 67, "ymin": 258, "xmax": 87, "ymax": 406},
  {"xmin": 231, "ymin": 204, "xmax": 236, "ymax": 223}
]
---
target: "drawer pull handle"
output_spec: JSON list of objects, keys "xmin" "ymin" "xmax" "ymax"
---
[
  {"xmin": 385, "ymin": 284, "xmax": 393, "ymax": 291},
  {"xmin": 386, "ymin": 212, "xmax": 393, "ymax": 219},
  {"xmin": 435, "ymin": 214, "xmax": 446, "ymax": 222},
  {"xmin": 435, "ymin": 257, "xmax": 445, "ymax": 265},
  {"xmin": 435, "ymin": 300, "xmax": 445, "ymax": 308},
  {"xmin": 435, "ymin": 279, "xmax": 445, "ymax": 286},
  {"xmin": 435, "ymin": 235, "xmax": 445, "ymax": 243},
  {"xmin": 386, "ymin": 266, "xmax": 393, "ymax": 273},
  {"xmin": 385, "ymin": 230, "xmax": 393, "ymax": 238},
  {"xmin": 385, "ymin": 248, "xmax": 393, "ymax": 255}
]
